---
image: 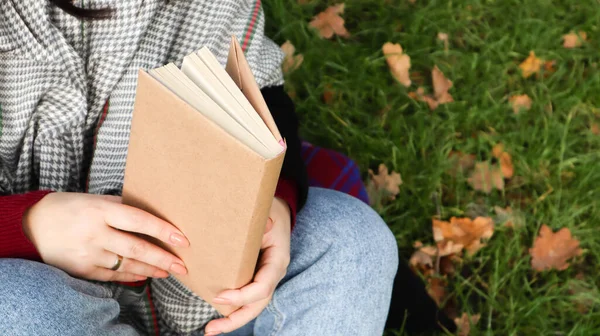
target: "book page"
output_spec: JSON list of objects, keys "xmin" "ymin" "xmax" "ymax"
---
[
  {"xmin": 149, "ymin": 64, "xmax": 277, "ymax": 159},
  {"xmin": 181, "ymin": 53, "xmax": 280, "ymax": 155},
  {"xmin": 193, "ymin": 48, "xmax": 282, "ymax": 154}
]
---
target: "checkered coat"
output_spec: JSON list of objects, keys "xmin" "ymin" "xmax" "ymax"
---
[{"xmin": 0, "ymin": 0, "xmax": 284, "ymax": 334}]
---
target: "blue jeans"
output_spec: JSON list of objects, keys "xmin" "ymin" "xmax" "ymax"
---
[{"xmin": 0, "ymin": 188, "xmax": 398, "ymax": 335}]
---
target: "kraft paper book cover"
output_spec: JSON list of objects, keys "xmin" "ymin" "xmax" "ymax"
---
[{"xmin": 122, "ymin": 36, "xmax": 285, "ymax": 316}]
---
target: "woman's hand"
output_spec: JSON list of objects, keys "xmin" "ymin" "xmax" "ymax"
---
[
  {"xmin": 22, "ymin": 192, "xmax": 190, "ymax": 282},
  {"xmin": 205, "ymin": 197, "xmax": 292, "ymax": 336}
]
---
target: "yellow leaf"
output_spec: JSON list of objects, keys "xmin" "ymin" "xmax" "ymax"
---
[
  {"xmin": 382, "ymin": 42, "xmax": 412, "ymax": 87},
  {"xmin": 563, "ymin": 31, "xmax": 587, "ymax": 49},
  {"xmin": 281, "ymin": 41, "xmax": 304, "ymax": 74},
  {"xmin": 309, "ymin": 3, "xmax": 350, "ymax": 39},
  {"xmin": 519, "ymin": 51, "xmax": 542, "ymax": 78},
  {"xmin": 509, "ymin": 94, "xmax": 532, "ymax": 114},
  {"xmin": 530, "ymin": 225, "xmax": 582, "ymax": 271}
]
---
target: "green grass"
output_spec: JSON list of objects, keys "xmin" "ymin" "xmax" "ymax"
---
[{"xmin": 265, "ymin": 0, "xmax": 600, "ymax": 334}]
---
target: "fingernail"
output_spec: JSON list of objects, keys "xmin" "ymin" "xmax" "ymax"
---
[
  {"xmin": 170, "ymin": 232, "xmax": 189, "ymax": 247},
  {"xmin": 153, "ymin": 270, "xmax": 169, "ymax": 278},
  {"xmin": 170, "ymin": 263, "xmax": 188, "ymax": 275},
  {"xmin": 213, "ymin": 297, "xmax": 230, "ymax": 304}
]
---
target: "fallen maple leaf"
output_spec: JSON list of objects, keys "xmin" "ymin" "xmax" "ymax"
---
[
  {"xmin": 309, "ymin": 4, "xmax": 350, "ymax": 39},
  {"xmin": 530, "ymin": 225, "xmax": 582, "ymax": 271},
  {"xmin": 519, "ymin": 51, "xmax": 542, "ymax": 78},
  {"xmin": 509, "ymin": 94, "xmax": 532, "ymax": 114},
  {"xmin": 433, "ymin": 217, "xmax": 494, "ymax": 255},
  {"xmin": 563, "ymin": 31, "xmax": 587, "ymax": 49},
  {"xmin": 468, "ymin": 162, "xmax": 505, "ymax": 193},
  {"xmin": 591, "ymin": 122, "xmax": 599, "ymax": 135},
  {"xmin": 382, "ymin": 42, "xmax": 411, "ymax": 87},
  {"xmin": 454, "ymin": 313, "xmax": 481, "ymax": 336},
  {"xmin": 367, "ymin": 164, "xmax": 403, "ymax": 205},
  {"xmin": 281, "ymin": 41, "xmax": 304, "ymax": 74}
]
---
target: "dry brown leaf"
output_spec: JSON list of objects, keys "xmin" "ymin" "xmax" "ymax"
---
[
  {"xmin": 454, "ymin": 313, "xmax": 481, "ymax": 336},
  {"xmin": 563, "ymin": 31, "xmax": 587, "ymax": 49},
  {"xmin": 543, "ymin": 60, "xmax": 557, "ymax": 77},
  {"xmin": 408, "ymin": 66, "xmax": 454, "ymax": 110},
  {"xmin": 509, "ymin": 94, "xmax": 532, "ymax": 114},
  {"xmin": 432, "ymin": 65, "xmax": 453, "ymax": 100},
  {"xmin": 413, "ymin": 89, "xmax": 440, "ymax": 110},
  {"xmin": 519, "ymin": 51, "xmax": 542, "ymax": 78},
  {"xmin": 367, "ymin": 164, "xmax": 403, "ymax": 205},
  {"xmin": 281, "ymin": 41, "xmax": 304, "ymax": 74},
  {"xmin": 498, "ymin": 152, "xmax": 514, "ymax": 179},
  {"xmin": 439, "ymin": 256, "xmax": 457, "ymax": 275},
  {"xmin": 409, "ymin": 250, "xmax": 433, "ymax": 269},
  {"xmin": 468, "ymin": 162, "xmax": 505, "ymax": 193},
  {"xmin": 323, "ymin": 84, "xmax": 335, "ymax": 104},
  {"xmin": 491, "ymin": 144, "xmax": 504, "ymax": 159},
  {"xmin": 591, "ymin": 122, "xmax": 599, "ymax": 135},
  {"xmin": 491, "ymin": 144, "xmax": 514, "ymax": 178},
  {"xmin": 408, "ymin": 0, "xmax": 416, "ymax": 3},
  {"xmin": 530, "ymin": 225, "xmax": 582, "ymax": 271},
  {"xmin": 433, "ymin": 217, "xmax": 494, "ymax": 255},
  {"xmin": 448, "ymin": 151, "xmax": 476, "ymax": 176},
  {"xmin": 309, "ymin": 4, "xmax": 350, "ymax": 39},
  {"xmin": 427, "ymin": 277, "xmax": 447, "ymax": 306},
  {"xmin": 438, "ymin": 32, "xmax": 449, "ymax": 50},
  {"xmin": 382, "ymin": 42, "xmax": 412, "ymax": 87}
]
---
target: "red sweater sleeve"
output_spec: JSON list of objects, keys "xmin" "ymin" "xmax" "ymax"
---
[
  {"xmin": 274, "ymin": 178, "xmax": 298, "ymax": 229},
  {"xmin": 0, "ymin": 191, "xmax": 52, "ymax": 260}
]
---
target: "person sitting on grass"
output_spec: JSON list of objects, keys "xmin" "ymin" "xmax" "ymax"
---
[{"xmin": 0, "ymin": 1, "xmax": 399, "ymax": 335}]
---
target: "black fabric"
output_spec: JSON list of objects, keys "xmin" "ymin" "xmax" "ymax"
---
[
  {"xmin": 260, "ymin": 86, "xmax": 308, "ymax": 211},
  {"xmin": 385, "ymin": 259, "xmax": 457, "ymax": 333}
]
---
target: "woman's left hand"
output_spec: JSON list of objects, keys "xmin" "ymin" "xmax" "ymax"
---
[{"xmin": 204, "ymin": 197, "xmax": 292, "ymax": 336}]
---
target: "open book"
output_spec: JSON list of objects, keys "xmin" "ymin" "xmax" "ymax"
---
[{"xmin": 122, "ymin": 37, "xmax": 286, "ymax": 316}]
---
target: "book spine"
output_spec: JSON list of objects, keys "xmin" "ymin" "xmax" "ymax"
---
[{"xmin": 233, "ymin": 153, "xmax": 285, "ymax": 287}]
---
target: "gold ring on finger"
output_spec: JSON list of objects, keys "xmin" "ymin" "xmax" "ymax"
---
[{"xmin": 111, "ymin": 254, "xmax": 123, "ymax": 271}]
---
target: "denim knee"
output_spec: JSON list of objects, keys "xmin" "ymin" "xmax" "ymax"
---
[
  {"xmin": 303, "ymin": 188, "xmax": 399, "ymax": 279},
  {"xmin": 0, "ymin": 259, "xmax": 127, "ymax": 336}
]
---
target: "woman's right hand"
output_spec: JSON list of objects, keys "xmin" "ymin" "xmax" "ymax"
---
[{"xmin": 22, "ymin": 192, "xmax": 189, "ymax": 282}]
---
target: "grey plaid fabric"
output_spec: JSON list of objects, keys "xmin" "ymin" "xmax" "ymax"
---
[{"xmin": 0, "ymin": 0, "xmax": 284, "ymax": 334}]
